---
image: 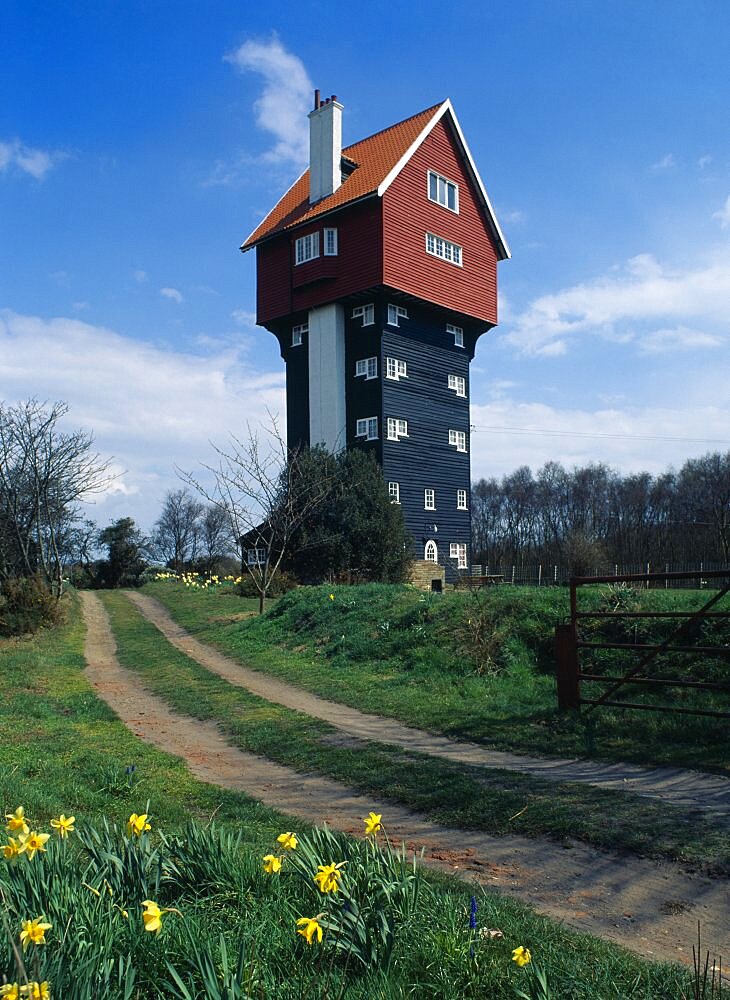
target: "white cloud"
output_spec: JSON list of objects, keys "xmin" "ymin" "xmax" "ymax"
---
[
  {"xmin": 503, "ymin": 248, "xmax": 730, "ymax": 356},
  {"xmin": 231, "ymin": 308, "xmax": 257, "ymax": 327},
  {"xmin": 225, "ymin": 35, "xmax": 312, "ymax": 167},
  {"xmin": 650, "ymin": 153, "xmax": 675, "ymax": 171},
  {"xmin": 637, "ymin": 325, "xmax": 723, "ymax": 355},
  {"xmin": 713, "ymin": 195, "xmax": 730, "ymax": 229},
  {"xmin": 0, "ymin": 310, "xmax": 285, "ymax": 529},
  {"xmin": 72, "ymin": 301, "xmax": 89, "ymax": 312},
  {"xmin": 133, "ymin": 269, "xmax": 148, "ymax": 283},
  {"xmin": 160, "ymin": 287, "xmax": 184, "ymax": 303},
  {"xmin": 499, "ymin": 209, "xmax": 526, "ymax": 225},
  {"xmin": 0, "ymin": 138, "xmax": 66, "ymax": 179}
]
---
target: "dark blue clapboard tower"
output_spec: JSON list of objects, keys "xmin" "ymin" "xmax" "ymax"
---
[{"xmin": 241, "ymin": 92, "xmax": 509, "ymax": 578}]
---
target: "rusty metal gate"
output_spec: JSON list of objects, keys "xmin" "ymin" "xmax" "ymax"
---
[{"xmin": 555, "ymin": 569, "xmax": 730, "ymax": 718}]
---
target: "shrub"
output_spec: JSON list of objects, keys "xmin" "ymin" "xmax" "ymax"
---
[
  {"xmin": 237, "ymin": 569, "xmax": 298, "ymax": 599},
  {"xmin": 0, "ymin": 575, "xmax": 62, "ymax": 637}
]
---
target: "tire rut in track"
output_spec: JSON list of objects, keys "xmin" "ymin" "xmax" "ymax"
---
[{"xmin": 80, "ymin": 591, "xmax": 729, "ymax": 969}]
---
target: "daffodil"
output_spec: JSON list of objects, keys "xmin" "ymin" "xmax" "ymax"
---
[
  {"xmin": 512, "ymin": 945, "xmax": 532, "ymax": 967},
  {"xmin": 50, "ymin": 813, "xmax": 75, "ymax": 838},
  {"xmin": 313, "ymin": 861, "xmax": 345, "ymax": 894},
  {"xmin": 3, "ymin": 837, "xmax": 21, "ymax": 860},
  {"xmin": 22, "ymin": 983, "xmax": 50, "ymax": 1000},
  {"xmin": 329, "ymin": 593, "xmax": 335, "ymax": 601},
  {"xmin": 263, "ymin": 854, "xmax": 282, "ymax": 874},
  {"xmin": 141, "ymin": 899, "xmax": 165, "ymax": 934},
  {"xmin": 277, "ymin": 832, "xmax": 297, "ymax": 851},
  {"xmin": 296, "ymin": 916, "xmax": 323, "ymax": 945},
  {"xmin": 17, "ymin": 832, "xmax": 50, "ymax": 861},
  {"xmin": 0, "ymin": 983, "xmax": 20, "ymax": 999},
  {"xmin": 20, "ymin": 917, "xmax": 52, "ymax": 950},
  {"xmin": 5, "ymin": 807, "xmax": 29, "ymax": 836},
  {"xmin": 127, "ymin": 812, "xmax": 151, "ymax": 837},
  {"xmin": 363, "ymin": 811, "xmax": 382, "ymax": 836}
]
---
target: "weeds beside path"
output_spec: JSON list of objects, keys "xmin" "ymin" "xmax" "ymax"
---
[
  {"xmin": 129, "ymin": 590, "xmax": 730, "ymax": 824},
  {"xmin": 80, "ymin": 590, "xmax": 730, "ymax": 970}
]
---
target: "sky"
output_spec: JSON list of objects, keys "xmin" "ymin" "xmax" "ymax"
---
[{"xmin": 1, "ymin": 1, "xmax": 729, "ymax": 531}]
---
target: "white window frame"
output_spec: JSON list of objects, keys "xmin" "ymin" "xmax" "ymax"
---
[
  {"xmin": 385, "ymin": 357, "xmax": 407, "ymax": 381},
  {"xmin": 355, "ymin": 357, "xmax": 378, "ymax": 379},
  {"xmin": 386, "ymin": 303, "xmax": 409, "ymax": 326},
  {"xmin": 425, "ymin": 232, "xmax": 463, "ymax": 266},
  {"xmin": 457, "ymin": 489, "xmax": 468, "ymax": 510},
  {"xmin": 323, "ymin": 227, "xmax": 338, "ymax": 256},
  {"xmin": 448, "ymin": 374, "xmax": 466, "ymax": 397},
  {"xmin": 295, "ymin": 232, "xmax": 320, "ymax": 265},
  {"xmin": 292, "ymin": 323, "xmax": 307, "ymax": 347},
  {"xmin": 352, "ymin": 303, "xmax": 375, "ymax": 326},
  {"xmin": 427, "ymin": 170, "xmax": 459, "ymax": 213},
  {"xmin": 450, "ymin": 542, "xmax": 468, "ymax": 569},
  {"xmin": 424, "ymin": 540, "xmax": 438, "ymax": 563},
  {"xmin": 424, "ymin": 488, "xmax": 435, "ymax": 511},
  {"xmin": 386, "ymin": 417, "xmax": 408, "ymax": 441},
  {"xmin": 447, "ymin": 323, "xmax": 464, "ymax": 347},
  {"xmin": 388, "ymin": 482, "xmax": 400, "ymax": 504},
  {"xmin": 247, "ymin": 547, "xmax": 268, "ymax": 566},
  {"xmin": 355, "ymin": 417, "xmax": 378, "ymax": 441},
  {"xmin": 448, "ymin": 429, "xmax": 467, "ymax": 452}
]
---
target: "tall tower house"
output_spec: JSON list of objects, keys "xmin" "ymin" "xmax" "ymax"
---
[{"xmin": 241, "ymin": 93, "xmax": 509, "ymax": 579}]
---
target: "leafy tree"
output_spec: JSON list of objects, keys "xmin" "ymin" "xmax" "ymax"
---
[{"xmin": 97, "ymin": 518, "xmax": 147, "ymax": 588}]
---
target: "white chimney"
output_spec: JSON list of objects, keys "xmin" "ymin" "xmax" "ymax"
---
[{"xmin": 308, "ymin": 91, "xmax": 343, "ymax": 204}]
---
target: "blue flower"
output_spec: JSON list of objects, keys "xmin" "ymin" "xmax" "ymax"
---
[{"xmin": 469, "ymin": 895, "xmax": 478, "ymax": 930}]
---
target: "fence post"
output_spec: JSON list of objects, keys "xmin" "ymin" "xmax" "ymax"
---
[
  {"xmin": 538, "ymin": 564, "xmax": 542, "ymax": 587},
  {"xmin": 555, "ymin": 624, "xmax": 580, "ymax": 710},
  {"xmin": 511, "ymin": 565, "xmax": 515, "ymax": 585}
]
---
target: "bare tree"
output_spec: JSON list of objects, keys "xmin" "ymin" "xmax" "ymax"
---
[
  {"xmin": 152, "ymin": 488, "xmax": 204, "ymax": 572},
  {"xmin": 181, "ymin": 415, "xmax": 333, "ymax": 613},
  {"xmin": 0, "ymin": 399, "xmax": 111, "ymax": 597},
  {"xmin": 197, "ymin": 505, "xmax": 235, "ymax": 574}
]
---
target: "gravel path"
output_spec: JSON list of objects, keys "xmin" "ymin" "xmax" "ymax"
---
[
  {"xmin": 128, "ymin": 591, "xmax": 730, "ymax": 822},
  {"xmin": 80, "ymin": 591, "xmax": 729, "ymax": 969}
]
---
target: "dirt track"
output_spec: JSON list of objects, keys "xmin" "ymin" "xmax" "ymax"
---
[{"xmin": 80, "ymin": 591, "xmax": 729, "ymax": 969}]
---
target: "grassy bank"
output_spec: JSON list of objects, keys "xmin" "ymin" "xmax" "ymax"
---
[
  {"xmin": 142, "ymin": 580, "xmax": 730, "ymax": 774},
  {"xmin": 103, "ymin": 591, "xmax": 730, "ymax": 871},
  {"xmin": 1, "ymin": 597, "xmax": 714, "ymax": 997}
]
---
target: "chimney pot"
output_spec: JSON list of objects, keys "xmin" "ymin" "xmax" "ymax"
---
[{"xmin": 314, "ymin": 88, "xmax": 320, "ymax": 110}]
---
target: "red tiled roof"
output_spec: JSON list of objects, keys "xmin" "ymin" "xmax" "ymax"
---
[{"xmin": 241, "ymin": 102, "xmax": 445, "ymax": 250}]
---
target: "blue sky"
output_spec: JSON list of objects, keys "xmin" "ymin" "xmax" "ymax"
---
[{"xmin": 1, "ymin": 1, "xmax": 729, "ymax": 530}]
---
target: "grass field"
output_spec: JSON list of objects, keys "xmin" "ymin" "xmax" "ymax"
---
[
  {"xmin": 142, "ymin": 580, "xmax": 730, "ymax": 775},
  {"xmin": 102, "ymin": 590, "xmax": 730, "ymax": 871},
  {"xmin": 2, "ymin": 595, "xmax": 719, "ymax": 997}
]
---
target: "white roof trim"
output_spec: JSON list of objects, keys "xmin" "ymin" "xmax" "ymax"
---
[
  {"xmin": 377, "ymin": 99, "xmax": 511, "ymax": 261},
  {"xmin": 240, "ymin": 168, "xmax": 307, "ymax": 252}
]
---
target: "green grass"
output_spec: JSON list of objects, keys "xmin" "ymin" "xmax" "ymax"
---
[
  {"xmin": 1, "ymin": 592, "xmax": 725, "ymax": 998},
  {"xmin": 103, "ymin": 591, "xmax": 730, "ymax": 872},
  {"xmin": 142, "ymin": 580, "xmax": 730, "ymax": 775}
]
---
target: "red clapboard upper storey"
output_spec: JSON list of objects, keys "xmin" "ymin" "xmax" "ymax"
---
[{"xmin": 241, "ymin": 100, "xmax": 510, "ymax": 262}]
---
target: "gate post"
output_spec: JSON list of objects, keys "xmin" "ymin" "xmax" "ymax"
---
[{"xmin": 555, "ymin": 623, "xmax": 580, "ymax": 710}]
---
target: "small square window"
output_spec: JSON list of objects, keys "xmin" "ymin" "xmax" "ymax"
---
[
  {"xmin": 447, "ymin": 323, "xmax": 464, "ymax": 348},
  {"xmin": 387, "ymin": 417, "xmax": 408, "ymax": 441},
  {"xmin": 292, "ymin": 323, "xmax": 307, "ymax": 347},
  {"xmin": 247, "ymin": 547, "xmax": 267, "ymax": 566},
  {"xmin": 388, "ymin": 482, "xmax": 400, "ymax": 504},
  {"xmin": 352, "ymin": 303, "xmax": 374, "ymax": 326},
  {"xmin": 448, "ymin": 374, "xmax": 466, "ymax": 397},
  {"xmin": 424, "ymin": 488, "xmax": 435, "ymax": 510},
  {"xmin": 385, "ymin": 357, "xmax": 407, "ymax": 380},
  {"xmin": 324, "ymin": 227, "xmax": 338, "ymax": 255},
  {"xmin": 449, "ymin": 543, "xmax": 468, "ymax": 569},
  {"xmin": 355, "ymin": 357, "xmax": 378, "ymax": 379},
  {"xmin": 387, "ymin": 303, "xmax": 409, "ymax": 326},
  {"xmin": 428, "ymin": 170, "xmax": 459, "ymax": 212},
  {"xmin": 356, "ymin": 417, "xmax": 378, "ymax": 440},
  {"xmin": 449, "ymin": 429, "xmax": 467, "ymax": 452}
]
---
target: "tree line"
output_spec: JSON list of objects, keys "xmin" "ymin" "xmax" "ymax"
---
[{"xmin": 471, "ymin": 453, "xmax": 730, "ymax": 572}]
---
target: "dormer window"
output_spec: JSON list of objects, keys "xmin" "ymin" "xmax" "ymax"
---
[
  {"xmin": 428, "ymin": 170, "xmax": 459, "ymax": 213},
  {"xmin": 352, "ymin": 304, "xmax": 374, "ymax": 326},
  {"xmin": 295, "ymin": 232, "xmax": 319, "ymax": 264}
]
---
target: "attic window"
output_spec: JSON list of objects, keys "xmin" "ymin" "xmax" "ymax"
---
[
  {"xmin": 428, "ymin": 170, "xmax": 459, "ymax": 213},
  {"xmin": 295, "ymin": 232, "xmax": 319, "ymax": 264}
]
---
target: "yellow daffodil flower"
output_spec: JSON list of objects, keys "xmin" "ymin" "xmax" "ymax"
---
[
  {"xmin": 50, "ymin": 813, "xmax": 75, "ymax": 838},
  {"xmin": 277, "ymin": 832, "xmax": 297, "ymax": 851},
  {"xmin": 20, "ymin": 917, "xmax": 52, "ymax": 950},
  {"xmin": 5, "ymin": 807, "xmax": 29, "ymax": 836},
  {"xmin": 363, "ymin": 811, "xmax": 382, "ymax": 836},
  {"xmin": 313, "ymin": 861, "xmax": 345, "ymax": 894},
  {"xmin": 296, "ymin": 916, "xmax": 323, "ymax": 945},
  {"xmin": 81, "ymin": 882, "xmax": 101, "ymax": 897},
  {"xmin": 17, "ymin": 832, "xmax": 50, "ymax": 861},
  {"xmin": 141, "ymin": 899, "xmax": 166, "ymax": 934},
  {"xmin": 3, "ymin": 837, "xmax": 21, "ymax": 860},
  {"xmin": 512, "ymin": 945, "xmax": 532, "ymax": 967},
  {"xmin": 0, "ymin": 983, "xmax": 20, "ymax": 999},
  {"xmin": 127, "ymin": 813, "xmax": 151, "ymax": 837},
  {"xmin": 262, "ymin": 854, "xmax": 282, "ymax": 874},
  {"xmin": 22, "ymin": 983, "xmax": 50, "ymax": 1000},
  {"xmin": 329, "ymin": 593, "xmax": 335, "ymax": 600}
]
